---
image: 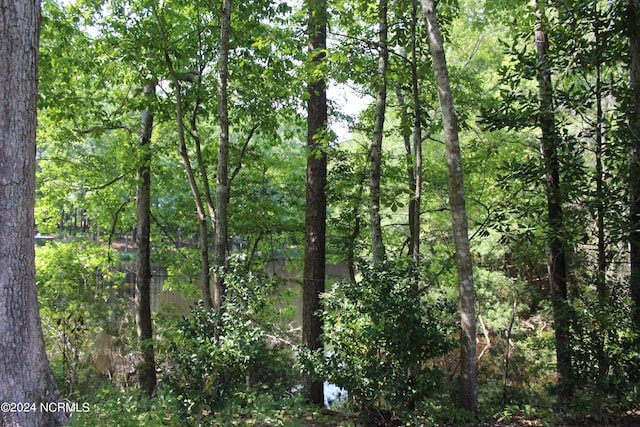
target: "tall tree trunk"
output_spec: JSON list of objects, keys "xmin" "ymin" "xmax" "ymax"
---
[
  {"xmin": 628, "ymin": 0, "xmax": 640, "ymax": 330},
  {"xmin": 410, "ymin": 0, "xmax": 423, "ymax": 265},
  {"xmin": 397, "ymin": 0, "xmax": 424, "ymax": 265},
  {"xmin": 396, "ymin": 85, "xmax": 417, "ymax": 257},
  {"xmin": 302, "ymin": 0, "xmax": 328, "ymax": 406},
  {"xmin": 0, "ymin": 2, "xmax": 69, "ymax": 425},
  {"xmin": 534, "ymin": 1, "xmax": 573, "ymax": 402},
  {"xmin": 154, "ymin": 6, "xmax": 214, "ymax": 310},
  {"xmin": 135, "ymin": 81, "xmax": 157, "ymax": 398},
  {"xmin": 421, "ymin": 0, "xmax": 478, "ymax": 415},
  {"xmin": 592, "ymin": 6, "xmax": 611, "ymax": 386},
  {"xmin": 369, "ymin": 0, "xmax": 388, "ymax": 266},
  {"xmin": 214, "ymin": 0, "xmax": 232, "ymax": 312},
  {"xmin": 594, "ymin": 17, "xmax": 607, "ymax": 301}
]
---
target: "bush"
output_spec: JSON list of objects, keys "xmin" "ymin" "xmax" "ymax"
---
[
  {"xmin": 159, "ymin": 262, "xmax": 299, "ymax": 424},
  {"xmin": 36, "ymin": 239, "xmax": 128, "ymax": 396},
  {"xmin": 314, "ymin": 259, "xmax": 457, "ymax": 414}
]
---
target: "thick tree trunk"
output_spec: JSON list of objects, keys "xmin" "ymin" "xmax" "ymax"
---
[
  {"xmin": 302, "ymin": 0, "xmax": 328, "ymax": 406},
  {"xmin": 135, "ymin": 82, "xmax": 157, "ymax": 398},
  {"xmin": 369, "ymin": 0, "xmax": 388, "ymax": 266},
  {"xmin": 214, "ymin": 0, "xmax": 232, "ymax": 312},
  {"xmin": 421, "ymin": 0, "xmax": 478, "ymax": 415},
  {"xmin": 0, "ymin": 2, "xmax": 69, "ymax": 425},
  {"xmin": 628, "ymin": 0, "xmax": 640, "ymax": 330},
  {"xmin": 534, "ymin": 1, "xmax": 573, "ymax": 403}
]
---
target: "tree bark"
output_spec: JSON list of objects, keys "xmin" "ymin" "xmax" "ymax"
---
[
  {"xmin": 410, "ymin": 0, "xmax": 423, "ymax": 264},
  {"xmin": 153, "ymin": 5, "xmax": 214, "ymax": 310},
  {"xmin": 302, "ymin": 0, "xmax": 328, "ymax": 406},
  {"xmin": 0, "ymin": 1, "xmax": 69, "ymax": 425},
  {"xmin": 421, "ymin": 0, "xmax": 478, "ymax": 415},
  {"xmin": 135, "ymin": 81, "xmax": 157, "ymax": 398},
  {"xmin": 214, "ymin": 0, "xmax": 232, "ymax": 313},
  {"xmin": 628, "ymin": 0, "xmax": 640, "ymax": 331},
  {"xmin": 534, "ymin": 1, "xmax": 573, "ymax": 403},
  {"xmin": 594, "ymin": 16, "xmax": 606, "ymax": 301},
  {"xmin": 369, "ymin": 0, "xmax": 388, "ymax": 266}
]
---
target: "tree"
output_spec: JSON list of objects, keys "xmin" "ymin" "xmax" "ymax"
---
[
  {"xmin": 214, "ymin": 0, "xmax": 232, "ymax": 312},
  {"xmin": 405, "ymin": 0, "xmax": 424, "ymax": 265},
  {"xmin": 534, "ymin": 0, "xmax": 573, "ymax": 402},
  {"xmin": 421, "ymin": 0, "xmax": 478, "ymax": 415},
  {"xmin": 0, "ymin": 1, "xmax": 69, "ymax": 425},
  {"xmin": 135, "ymin": 81, "xmax": 157, "ymax": 398},
  {"xmin": 302, "ymin": 0, "xmax": 328, "ymax": 406},
  {"xmin": 369, "ymin": 0, "xmax": 388, "ymax": 265},
  {"xmin": 153, "ymin": 2, "xmax": 215, "ymax": 310},
  {"xmin": 628, "ymin": 0, "xmax": 640, "ymax": 331}
]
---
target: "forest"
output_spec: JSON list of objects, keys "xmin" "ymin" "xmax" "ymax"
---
[{"xmin": 2, "ymin": 0, "xmax": 640, "ymax": 425}]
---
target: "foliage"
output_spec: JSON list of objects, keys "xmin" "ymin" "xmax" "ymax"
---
[
  {"xmin": 569, "ymin": 277, "xmax": 640, "ymax": 417},
  {"xmin": 67, "ymin": 385, "xmax": 183, "ymax": 427},
  {"xmin": 312, "ymin": 259, "xmax": 457, "ymax": 414},
  {"xmin": 158, "ymin": 259, "xmax": 299, "ymax": 424},
  {"xmin": 32, "ymin": 0, "xmax": 640, "ymax": 423},
  {"xmin": 36, "ymin": 240, "xmax": 128, "ymax": 395}
]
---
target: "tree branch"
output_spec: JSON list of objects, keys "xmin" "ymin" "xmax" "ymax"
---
[{"xmin": 229, "ymin": 123, "xmax": 259, "ymax": 186}]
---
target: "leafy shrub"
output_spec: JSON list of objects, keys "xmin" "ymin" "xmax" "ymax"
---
[
  {"xmin": 569, "ymin": 278, "xmax": 640, "ymax": 417},
  {"xmin": 36, "ymin": 239, "xmax": 128, "ymax": 395},
  {"xmin": 67, "ymin": 384, "xmax": 182, "ymax": 427},
  {"xmin": 159, "ymin": 261, "xmax": 298, "ymax": 424},
  {"xmin": 314, "ymin": 259, "xmax": 457, "ymax": 413}
]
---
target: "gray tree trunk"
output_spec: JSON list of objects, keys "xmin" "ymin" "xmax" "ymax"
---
[
  {"xmin": 135, "ymin": 82, "xmax": 157, "ymax": 398},
  {"xmin": 0, "ymin": 1, "xmax": 69, "ymax": 425},
  {"xmin": 154, "ymin": 5, "xmax": 214, "ymax": 310},
  {"xmin": 421, "ymin": 0, "xmax": 478, "ymax": 415},
  {"xmin": 214, "ymin": 0, "xmax": 232, "ymax": 313},
  {"xmin": 369, "ymin": 0, "xmax": 388, "ymax": 266}
]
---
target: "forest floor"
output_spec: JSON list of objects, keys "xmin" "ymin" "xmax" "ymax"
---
[{"xmin": 286, "ymin": 408, "xmax": 640, "ymax": 427}]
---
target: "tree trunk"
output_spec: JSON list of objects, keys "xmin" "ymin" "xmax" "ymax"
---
[
  {"xmin": 0, "ymin": 2, "xmax": 69, "ymax": 425},
  {"xmin": 154, "ymin": 5, "xmax": 214, "ymax": 310},
  {"xmin": 369, "ymin": 0, "xmax": 388, "ymax": 266},
  {"xmin": 421, "ymin": 0, "xmax": 478, "ymax": 415},
  {"xmin": 410, "ymin": 0, "xmax": 423, "ymax": 265},
  {"xmin": 594, "ymin": 16, "xmax": 607, "ymax": 301},
  {"xmin": 534, "ymin": 1, "xmax": 573, "ymax": 403},
  {"xmin": 302, "ymin": 0, "xmax": 328, "ymax": 406},
  {"xmin": 214, "ymin": 0, "xmax": 232, "ymax": 313},
  {"xmin": 135, "ymin": 81, "xmax": 157, "ymax": 398},
  {"xmin": 628, "ymin": 0, "xmax": 640, "ymax": 330}
]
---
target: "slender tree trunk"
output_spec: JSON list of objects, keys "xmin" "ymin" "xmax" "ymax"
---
[
  {"xmin": 628, "ymin": 0, "xmax": 640, "ymax": 330},
  {"xmin": 396, "ymin": 84, "xmax": 417, "ymax": 257},
  {"xmin": 421, "ymin": 0, "xmax": 478, "ymax": 415},
  {"xmin": 302, "ymin": 0, "xmax": 328, "ymax": 406},
  {"xmin": 592, "ymin": 8, "xmax": 611, "ymax": 386},
  {"xmin": 534, "ymin": 1, "xmax": 573, "ymax": 402},
  {"xmin": 347, "ymin": 177, "xmax": 365, "ymax": 283},
  {"xmin": 154, "ymin": 6, "xmax": 214, "ymax": 310},
  {"xmin": 397, "ymin": 0, "xmax": 424, "ymax": 265},
  {"xmin": 135, "ymin": 81, "xmax": 157, "ymax": 398},
  {"xmin": 410, "ymin": 0, "xmax": 423, "ymax": 265},
  {"xmin": 595, "ymin": 25, "xmax": 606, "ymax": 300},
  {"xmin": 369, "ymin": 0, "xmax": 388, "ymax": 266},
  {"xmin": 214, "ymin": 0, "xmax": 232, "ymax": 312},
  {"xmin": 0, "ymin": 2, "xmax": 69, "ymax": 425}
]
